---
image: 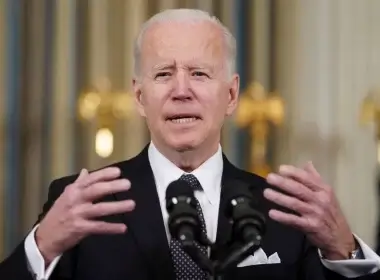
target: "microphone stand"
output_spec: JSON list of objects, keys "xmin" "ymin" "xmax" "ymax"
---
[
  {"xmin": 214, "ymin": 238, "xmax": 261, "ymax": 275},
  {"xmin": 182, "ymin": 240, "xmax": 214, "ymax": 275},
  {"xmin": 181, "ymin": 235, "xmax": 262, "ymax": 280}
]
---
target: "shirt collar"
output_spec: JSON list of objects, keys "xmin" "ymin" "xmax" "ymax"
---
[{"xmin": 148, "ymin": 141, "xmax": 223, "ymax": 205}]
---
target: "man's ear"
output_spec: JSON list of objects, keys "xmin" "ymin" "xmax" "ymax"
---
[
  {"xmin": 226, "ymin": 74, "xmax": 240, "ymax": 116},
  {"xmin": 133, "ymin": 77, "xmax": 146, "ymax": 117}
]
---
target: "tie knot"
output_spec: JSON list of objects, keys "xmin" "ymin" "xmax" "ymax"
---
[{"xmin": 179, "ymin": 174, "xmax": 203, "ymax": 191}]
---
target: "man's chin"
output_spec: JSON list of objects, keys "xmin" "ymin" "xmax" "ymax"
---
[
  {"xmin": 173, "ymin": 143, "xmax": 196, "ymax": 152},
  {"xmin": 169, "ymin": 139, "xmax": 199, "ymax": 152}
]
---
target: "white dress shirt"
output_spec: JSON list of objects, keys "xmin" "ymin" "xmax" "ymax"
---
[{"xmin": 25, "ymin": 142, "xmax": 380, "ymax": 279}]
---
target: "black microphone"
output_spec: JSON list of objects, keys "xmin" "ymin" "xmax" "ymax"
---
[
  {"xmin": 166, "ymin": 179, "xmax": 214, "ymax": 274},
  {"xmin": 165, "ymin": 179, "xmax": 203, "ymax": 247},
  {"xmin": 223, "ymin": 183, "xmax": 266, "ymax": 245},
  {"xmin": 212, "ymin": 183, "xmax": 266, "ymax": 274}
]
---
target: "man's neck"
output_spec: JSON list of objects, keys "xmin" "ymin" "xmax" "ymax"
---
[{"xmin": 151, "ymin": 140, "xmax": 220, "ymax": 172}]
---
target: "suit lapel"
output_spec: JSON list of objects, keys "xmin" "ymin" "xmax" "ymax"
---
[
  {"xmin": 113, "ymin": 147, "xmax": 175, "ymax": 280},
  {"xmin": 211, "ymin": 157, "xmax": 242, "ymax": 260},
  {"xmin": 212, "ymin": 155, "xmax": 271, "ymax": 261},
  {"xmin": 215, "ymin": 155, "xmax": 249, "ymax": 246}
]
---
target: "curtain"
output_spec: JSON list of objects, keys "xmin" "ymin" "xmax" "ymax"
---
[{"xmin": 234, "ymin": 0, "xmax": 277, "ymax": 172}]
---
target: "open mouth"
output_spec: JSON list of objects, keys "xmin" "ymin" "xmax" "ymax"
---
[{"xmin": 166, "ymin": 114, "xmax": 201, "ymax": 124}]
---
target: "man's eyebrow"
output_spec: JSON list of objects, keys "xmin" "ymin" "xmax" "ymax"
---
[
  {"xmin": 151, "ymin": 62, "xmax": 215, "ymax": 72},
  {"xmin": 152, "ymin": 63, "xmax": 176, "ymax": 71},
  {"xmin": 188, "ymin": 64, "xmax": 214, "ymax": 72},
  {"xmin": 188, "ymin": 65, "xmax": 212, "ymax": 69}
]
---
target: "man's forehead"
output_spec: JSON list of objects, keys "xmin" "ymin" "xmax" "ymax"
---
[{"xmin": 141, "ymin": 21, "xmax": 225, "ymax": 57}]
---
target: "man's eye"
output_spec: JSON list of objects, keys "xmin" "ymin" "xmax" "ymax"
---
[
  {"xmin": 155, "ymin": 72, "xmax": 171, "ymax": 78},
  {"xmin": 192, "ymin": 71, "xmax": 208, "ymax": 77}
]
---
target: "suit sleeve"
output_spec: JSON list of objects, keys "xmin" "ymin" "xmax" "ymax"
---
[
  {"xmin": 0, "ymin": 177, "xmax": 76, "ymax": 280},
  {"xmin": 299, "ymin": 236, "xmax": 380, "ymax": 280}
]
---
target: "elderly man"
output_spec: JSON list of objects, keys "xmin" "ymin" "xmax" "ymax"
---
[{"xmin": 1, "ymin": 8, "xmax": 379, "ymax": 280}]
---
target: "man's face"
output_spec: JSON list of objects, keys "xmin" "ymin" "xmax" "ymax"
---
[{"xmin": 133, "ymin": 20, "xmax": 239, "ymax": 152}]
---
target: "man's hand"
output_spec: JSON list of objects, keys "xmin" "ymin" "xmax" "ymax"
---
[
  {"xmin": 35, "ymin": 167, "xmax": 135, "ymax": 264},
  {"xmin": 264, "ymin": 162, "xmax": 356, "ymax": 260}
]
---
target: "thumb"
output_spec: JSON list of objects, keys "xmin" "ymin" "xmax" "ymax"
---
[{"xmin": 75, "ymin": 168, "xmax": 88, "ymax": 182}]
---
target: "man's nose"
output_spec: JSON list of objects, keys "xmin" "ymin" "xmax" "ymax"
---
[{"xmin": 172, "ymin": 71, "xmax": 192, "ymax": 100}]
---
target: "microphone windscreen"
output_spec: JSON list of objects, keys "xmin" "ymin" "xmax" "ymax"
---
[{"xmin": 165, "ymin": 179, "xmax": 194, "ymax": 200}]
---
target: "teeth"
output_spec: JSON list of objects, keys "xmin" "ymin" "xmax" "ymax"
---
[{"xmin": 171, "ymin": 117, "xmax": 197, "ymax": 123}]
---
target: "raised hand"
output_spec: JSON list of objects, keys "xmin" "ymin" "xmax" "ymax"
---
[
  {"xmin": 35, "ymin": 167, "xmax": 135, "ymax": 264},
  {"xmin": 264, "ymin": 162, "xmax": 356, "ymax": 260}
]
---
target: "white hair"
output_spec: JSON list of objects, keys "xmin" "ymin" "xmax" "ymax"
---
[{"xmin": 133, "ymin": 9, "xmax": 237, "ymax": 78}]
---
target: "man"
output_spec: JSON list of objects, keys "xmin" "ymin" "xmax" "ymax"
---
[{"xmin": 1, "ymin": 8, "xmax": 380, "ymax": 280}]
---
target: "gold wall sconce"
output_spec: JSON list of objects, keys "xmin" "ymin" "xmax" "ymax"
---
[
  {"xmin": 235, "ymin": 82, "xmax": 284, "ymax": 176},
  {"xmin": 77, "ymin": 78, "xmax": 133, "ymax": 158}
]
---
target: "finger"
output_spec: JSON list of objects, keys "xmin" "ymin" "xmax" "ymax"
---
[
  {"xmin": 78, "ymin": 167, "xmax": 121, "ymax": 188},
  {"xmin": 268, "ymin": 209, "xmax": 309, "ymax": 231},
  {"xmin": 304, "ymin": 161, "xmax": 321, "ymax": 179},
  {"xmin": 82, "ymin": 179, "xmax": 131, "ymax": 201},
  {"xmin": 83, "ymin": 220, "xmax": 127, "ymax": 235},
  {"xmin": 278, "ymin": 165, "xmax": 321, "ymax": 191},
  {"xmin": 75, "ymin": 169, "xmax": 89, "ymax": 182},
  {"xmin": 264, "ymin": 188, "xmax": 313, "ymax": 214},
  {"xmin": 266, "ymin": 173, "xmax": 314, "ymax": 202},
  {"xmin": 84, "ymin": 200, "xmax": 135, "ymax": 218}
]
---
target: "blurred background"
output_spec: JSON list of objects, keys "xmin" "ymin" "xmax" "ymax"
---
[{"xmin": 1, "ymin": 0, "xmax": 380, "ymax": 260}]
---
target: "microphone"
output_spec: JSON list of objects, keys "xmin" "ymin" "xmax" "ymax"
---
[
  {"xmin": 214, "ymin": 183, "xmax": 266, "ymax": 274},
  {"xmin": 223, "ymin": 183, "xmax": 266, "ymax": 245},
  {"xmin": 165, "ymin": 179, "xmax": 201, "ymax": 247},
  {"xmin": 166, "ymin": 179, "xmax": 213, "ymax": 274}
]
